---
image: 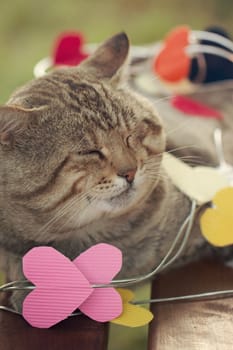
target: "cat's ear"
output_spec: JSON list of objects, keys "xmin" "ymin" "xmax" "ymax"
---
[
  {"xmin": 0, "ymin": 105, "xmax": 38, "ymax": 147},
  {"xmin": 81, "ymin": 32, "xmax": 129, "ymax": 86}
]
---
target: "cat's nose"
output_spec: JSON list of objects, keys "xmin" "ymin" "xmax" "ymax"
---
[{"xmin": 118, "ymin": 168, "xmax": 137, "ymax": 184}]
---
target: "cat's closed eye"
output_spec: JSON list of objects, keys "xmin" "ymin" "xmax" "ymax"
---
[{"xmin": 79, "ymin": 149, "xmax": 105, "ymax": 159}]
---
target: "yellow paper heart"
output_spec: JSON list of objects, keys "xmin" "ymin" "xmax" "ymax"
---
[
  {"xmin": 111, "ymin": 289, "xmax": 154, "ymax": 327},
  {"xmin": 200, "ymin": 187, "xmax": 233, "ymax": 247},
  {"xmin": 162, "ymin": 153, "xmax": 229, "ymax": 204}
]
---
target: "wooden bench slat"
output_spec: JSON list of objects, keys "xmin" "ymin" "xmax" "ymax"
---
[
  {"xmin": 148, "ymin": 260, "xmax": 233, "ymax": 350},
  {"xmin": 0, "ymin": 303, "xmax": 109, "ymax": 350}
]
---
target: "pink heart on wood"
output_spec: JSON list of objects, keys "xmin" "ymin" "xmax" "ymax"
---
[
  {"xmin": 22, "ymin": 247, "xmax": 93, "ymax": 328},
  {"xmin": 74, "ymin": 243, "xmax": 123, "ymax": 322}
]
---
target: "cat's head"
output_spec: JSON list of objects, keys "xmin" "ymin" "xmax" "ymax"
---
[{"xmin": 0, "ymin": 33, "xmax": 165, "ymax": 241}]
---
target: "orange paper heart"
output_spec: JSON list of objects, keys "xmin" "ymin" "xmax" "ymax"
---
[{"xmin": 153, "ymin": 26, "xmax": 191, "ymax": 82}]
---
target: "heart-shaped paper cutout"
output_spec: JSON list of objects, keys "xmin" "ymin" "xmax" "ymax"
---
[
  {"xmin": 200, "ymin": 187, "xmax": 233, "ymax": 246},
  {"xmin": 74, "ymin": 243, "xmax": 122, "ymax": 322},
  {"xmin": 171, "ymin": 95, "xmax": 223, "ymax": 120},
  {"xmin": 163, "ymin": 153, "xmax": 229, "ymax": 204},
  {"xmin": 165, "ymin": 26, "xmax": 190, "ymax": 48},
  {"xmin": 53, "ymin": 32, "xmax": 89, "ymax": 66},
  {"xmin": 153, "ymin": 26, "xmax": 191, "ymax": 82},
  {"xmin": 111, "ymin": 289, "xmax": 153, "ymax": 327},
  {"xmin": 23, "ymin": 247, "xmax": 93, "ymax": 328}
]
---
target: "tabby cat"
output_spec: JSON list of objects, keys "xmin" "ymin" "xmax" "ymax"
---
[{"xmin": 0, "ymin": 33, "xmax": 232, "ymax": 310}]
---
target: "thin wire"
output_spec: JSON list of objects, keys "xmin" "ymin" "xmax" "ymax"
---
[
  {"xmin": 187, "ymin": 44, "xmax": 233, "ymax": 62},
  {"xmin": 160, "ymin": 200, "xmax": 196, "ymax": 271},
  {"xmin": 132, "ymin": 289, "xmax": 233, "ymax": 305},
  {"xmin": 106, "ymin": 200, "xmax": 197, "ymax": 287},
  {"xmin": 0, "ymin": 280, "xmax": 33, "ymax": 292},
  {"xmin": 0, "ymin": 305, "xmax": 21, "ymax": 315},
  {"xmin": 193, "ymin": 30, "xmax": 233, "ymax": 52}
]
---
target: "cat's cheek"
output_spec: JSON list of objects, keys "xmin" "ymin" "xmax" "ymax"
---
[
  {"xmin": 133, "ymin": 173, "xmax": 158, "ymax": 201},
  {"xmin": 74, "ymin": 177, "xmax": 88, "ymax": 194}
]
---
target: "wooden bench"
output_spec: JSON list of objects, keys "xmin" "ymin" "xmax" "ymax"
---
[
  {"xmin": 0, "ymin": 260, "xmax": 232, "ymax": 349},
  {"xmin": 149, "ymin": 260, "xmax": 233, "ymax": 349},
  {"xmin": 0, "ymin": 301, "xmax": 109, "ymax": 350}
]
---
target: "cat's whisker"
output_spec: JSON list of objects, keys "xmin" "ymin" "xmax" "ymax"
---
[
  {"xmin": 145, "ymin": 154, "xmax": 211, "ymax": 168},
  {"xmin": 176, "ymin": 155, "xmax": 212, "ymax": 164},
  {"xmin": 165, "ymin": 144, "xmax": 202, "ymax": 155},
  {"xmin": 144, "ymin": 152, "xmax": 211, "ymax": 168},
  {"xmin": 147, "ymin": 173, "xmax": 169, "ymax": 181},
  {"xmin": 61, "ymin": 193, "xmax": 98, "ymax": 231},
  {"xmin": 37, "ymin": 192, "xmax": 90, "ymax": 236},
  {"xmin": 177, "ymin": 155, "xmax": 203, "ymax": 160},
  {"xmin": 152, "ymin": 95, "xmax": 173, "ymax": 105},
  {"xmin": 145, "ymin": 170, "xmax": 170, "ymax": 181},
  {"xmin": 36, "ymin": 200, "xmax": 77, "ymax": 236},
  {"xmin": 154, "ymin": 145, "xmax": 201, "ymax": 160},
  {"xmin": 177, "ymin": 157, "xmax": 212, "ymax": 167},
  {"xmin": 62, "ymin": 192, "xmax": 101, "ymax": 230},
  {"xmin": 165, "ymin": 119, "xmax": 194, "ymax": 136},
  {"xmin": 144, "ymin": 162, "xmax": 162, "ymax": 169},
  {"xmin": 144, "ymin": 164, "xmax": 165, "ymax": 172},
  {"xmin": 144, "ymin": 163, "xmax": 162, "ymax": 170}
]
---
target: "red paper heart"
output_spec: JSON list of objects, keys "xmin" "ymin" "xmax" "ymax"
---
[
  {"xmin": 153, "ymin": 26, "xmax": 191, "ymax": 82},
  {"xmin": 171, "ymin": 95, "xmax": 223, "ymax": 119},
  {"xmin": 53, "ymin": 32, "xmax": 89, "ymax": 66}
]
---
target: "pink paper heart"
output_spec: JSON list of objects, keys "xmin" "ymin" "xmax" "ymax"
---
[
  {"xmin": 53, "ymin": 32, "xmax": 89, "ymax": 66},
  {"xmin": 74, "ymin": 243, "xmax": 123, "ymax": 322},
  {"xmin": 23, "ymin": 247, "xmax": 93, "ymax": 328}
]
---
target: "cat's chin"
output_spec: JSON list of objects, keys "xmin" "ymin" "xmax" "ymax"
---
[
  {"xmin": 108, "ymin": 187, "xmax": 134, "ymax": 209},
  {"xmin": 106, "ymin": 184, "xmax": 153, "ymax": 216},
  {"xmin": 73, "ymin": 181, "xmax": 157, "ymax": 229}
]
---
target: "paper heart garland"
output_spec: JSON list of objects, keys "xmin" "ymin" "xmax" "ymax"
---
[
  {"xmin": 23, "ymin": 244, "xmax": 122, "ymax": 328},
  {"xmin": 153, "ymin": 26, "xmax": 190, "ymax": 82},
  {"xmin": 53, "ymin": 32, "xmax": 89, "ymax": 66},
  {"xmin": 162, "ymin": 153, "xmax": 229, "ymax": 204},
  {"xmin": 200, "ymin": 187, "xmax": 233, "ymax": 247},
  {"xmin": 111, "ymin": 289, "xmax": 153, "ymax": 327}
]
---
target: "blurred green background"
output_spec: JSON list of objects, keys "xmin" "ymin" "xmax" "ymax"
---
[
  {"xmin": 0, "ymin": 0, "xmax": 232, "ymax": 348},
  {"xmin": 0, "ymin": 0, "xmax": 233, "ymax": 104}
]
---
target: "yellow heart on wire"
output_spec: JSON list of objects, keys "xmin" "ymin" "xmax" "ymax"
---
[
  {"xmin": 111, "ymin": 289, "xmax": 154, "ymax": 327},
  {"xmin": 200, "ymin": 187, "xmax": 233, "ymax": 247}
]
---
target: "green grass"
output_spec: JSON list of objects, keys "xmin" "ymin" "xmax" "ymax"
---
[
  {"xmin": 0, "ymin": 1, "xmax": 232, "ymax": 348},
  {"xmin": 109, "ymin": 283, "xmax": 151, "ymax": 350}
]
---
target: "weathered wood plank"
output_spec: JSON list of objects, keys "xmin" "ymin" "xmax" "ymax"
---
[
  {"xmin": 0, "ymin": 297, "xmax": 109, "ymax": 350},
  {"xmin": 148, "ymin": 260, "xmax": 233, "ymax": 350}
]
